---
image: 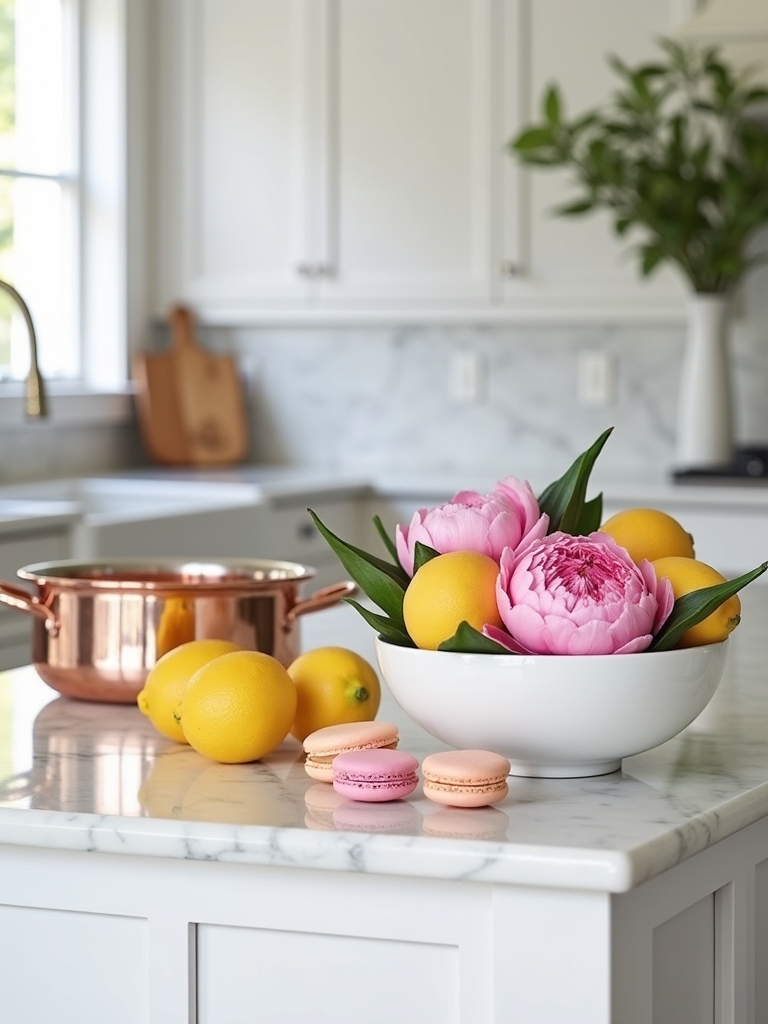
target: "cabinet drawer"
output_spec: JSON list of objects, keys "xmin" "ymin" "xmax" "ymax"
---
[
  {"xmin": 0, "ymin": 529, "xmax": 71, "ymax": 654},
  {"xmin": 253, "ymin": 501, "xmax": 360, "ymax": 565},
  {"xmin": 601, "ymin": 501, "xmax": 768, "ymax": 579}
]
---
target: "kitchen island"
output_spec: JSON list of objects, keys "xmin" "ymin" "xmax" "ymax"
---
[{"xmin": 2, "ymin": 591, "xmax": 768, "ymax": 1023}]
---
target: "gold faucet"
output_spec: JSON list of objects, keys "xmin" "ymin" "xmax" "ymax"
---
[{"xmin": 0, "ymin": 278, "xmax": 47, "ymax": 418}]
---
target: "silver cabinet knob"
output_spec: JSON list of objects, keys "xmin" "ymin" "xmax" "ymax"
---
[
  {"xmin": 296, "ymin": 262, "xmax": 335, "ymax": 279},
  {"xmin": 499, "ymin": 260, "xmax": 520, "ymax": 278}
]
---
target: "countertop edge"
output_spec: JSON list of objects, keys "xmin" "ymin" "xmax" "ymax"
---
[{"xmin": 0, "ymin": 807, "xmax": 635, "ymax": 891}]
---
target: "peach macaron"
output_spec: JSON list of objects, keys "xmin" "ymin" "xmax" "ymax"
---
[
  {"xmin": 421, "ymin": 749, "xmax": 510, "ymax": 808},
  {"xmin": 302, "ymin": 720, "xmax": 399, "ymax": 782}
]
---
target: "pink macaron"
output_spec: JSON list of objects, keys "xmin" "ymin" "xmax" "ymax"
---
[
  {"xmin": 302, "ymin": 721, "xmax": 400, "ymax": 783},
  {"xmin": 332, "ymin": 748, "xmax": 419, "ymax": 802},
  {"xmin": 421, "ymin": 750, "xmax": 510, "ymax": 808}
]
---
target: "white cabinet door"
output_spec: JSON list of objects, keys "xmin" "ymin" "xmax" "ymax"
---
[
  {"xmin": 317, "ymin": 0, "xmax": 495, "ymax": 306},
  {"xmin": 154, "ymin": 0, "xmax": 313, "ymax": 312},
  {"xmin": 154, "ymin": 0, "xmax": 497, "ymax": 317},
  {"xmin": 154, "ymin": 0, "xmax": 687, "ymax": 322},
  {"xmin": 499, "ymin": 0, "xmax": 687, "ymax": 319}
]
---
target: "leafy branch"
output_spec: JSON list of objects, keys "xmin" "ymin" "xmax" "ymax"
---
[{"xmin": 510, "ymin": 37, "xmax": 768, "ymax": 294}]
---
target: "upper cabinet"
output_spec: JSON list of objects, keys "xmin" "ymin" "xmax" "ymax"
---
[
  {"xmin": 151, "ymin": 0, "xmax": 686, "ymax": 324},
  {"xmin": 499, "ymin": 0, "xmax": 685, "ymax": 319}
]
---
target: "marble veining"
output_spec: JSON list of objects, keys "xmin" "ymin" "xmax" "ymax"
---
[{"xmin": 2, "ymin": 589, "xmax": 768, "ymax": 893}]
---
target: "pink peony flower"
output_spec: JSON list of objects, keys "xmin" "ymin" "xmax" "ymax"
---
[
  {"xmin": 493, "ymin": 531, "xmax": 674, "ymax": 655},
  {"xmin": 395, "ymin": 477, "xmax": 549, "ymax": 577}
]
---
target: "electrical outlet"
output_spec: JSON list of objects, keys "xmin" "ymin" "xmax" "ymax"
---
[
  {"xmin": 449, "ymin": 350, "xmax": 486, "ymax": 404},
  {"xmin": 577, "ymin": 350, "xmax": 617, "ymax": 408}
]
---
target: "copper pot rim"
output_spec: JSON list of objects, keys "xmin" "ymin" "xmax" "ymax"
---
[{"xmin": 16, "ymin": 557, "xmax": 317, "ymax": 593}]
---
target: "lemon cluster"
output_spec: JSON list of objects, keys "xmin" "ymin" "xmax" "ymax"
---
[
  {"xmin": 137, "ymin": 641, "xmax": 380, "ymax": 763},
  {"xmin": 600, "ymin": 507, "xmax": 740, "ymax": 648}
]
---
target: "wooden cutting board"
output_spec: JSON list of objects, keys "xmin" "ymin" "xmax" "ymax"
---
[
  {"xmin": 132, "ymin": 347, "xmax": 189, "ymax": 465},
  {"xmin": 132, "ymin": 305, "xmax": 249, "ymax": 466}
]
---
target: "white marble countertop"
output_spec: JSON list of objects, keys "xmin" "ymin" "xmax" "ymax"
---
[{"xmin": 1, "ymin": 587, "xmax": 768, "ymax": 894}]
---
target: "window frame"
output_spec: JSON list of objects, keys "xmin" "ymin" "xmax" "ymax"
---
[{"xmin": 0, "ymin": 0, "xmax": 146, "ymax": 427}]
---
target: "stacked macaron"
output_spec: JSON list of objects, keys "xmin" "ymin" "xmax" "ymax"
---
[{"xmin": 303, "ymin": 721, "xmax": 400, "ymax": 783}]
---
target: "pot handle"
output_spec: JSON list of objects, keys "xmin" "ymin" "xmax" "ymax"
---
[
  {"xmin": 0, "ymin": 581, "xmax": 59, "ymax": 635},
  {"xmin": 284, "ymin": 580, "xmax": 358, "ymax": 627},
  {"xmin": 0, "ymin": 770, "xmax": 39, "ymax": 802}
]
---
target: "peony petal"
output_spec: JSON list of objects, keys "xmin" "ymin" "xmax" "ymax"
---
[
  {"xmin": 654, "ymin": 577, "xmax": 674, "ymax": 633},
  {"xmin": 427, "ymin": 507, "xmax": 495, "ymax": 556},
  {"xmin": 499, "ymin": 602, "xmax": 549, "ymax": 653},
  {"xmin": 482, "ymin": 624, "xmax": 535, "ymax": 654},
  {"xmin": 613, "ymin": 634, "xmax": 652, "ymax": 654},
  {"xmin": 451, "ymin": 490, "xmax": 484, "ymax": 507}
]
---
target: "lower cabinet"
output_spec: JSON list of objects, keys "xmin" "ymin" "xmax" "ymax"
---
[
  {"xmin": 601, "ymin": 497, "xmax": 768, "ymax": 579},
  {"xmin": 74, "ymin": 496, "xmax": 364, "ymax": 592},
  {"xmin": 2, "ymin": 816, "xmax": 768, "ymax": 1023},
  {"xmin": 0, "ymin": 526, "xmax": 72, "ymax": 672}
]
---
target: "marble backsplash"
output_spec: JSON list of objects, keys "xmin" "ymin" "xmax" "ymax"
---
[
  {"xmin": 227, "ymin": 315, "xmax": 768, "ymax": 488},
  {"xmin": 2, "ymin": 311, "xmax": 767, "ymax": 487}
]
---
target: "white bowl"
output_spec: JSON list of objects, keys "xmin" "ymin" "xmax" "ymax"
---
[{"xmin": 375, "ymin": 637, "xmax": 729, "ymax": 778}]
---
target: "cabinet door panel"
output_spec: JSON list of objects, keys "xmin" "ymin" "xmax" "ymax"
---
[
  {"xmin": 0, "ymin": 905, "xmax": 148, "ymax": 1024},
  {"xmin": 501, "ymin": 0, "xmax": 686, "ymax": 316},
  {"xmin": 156, "ymin": 0, "xmax": 310, "ymax": 308},
  {"xmin": 322, "ymin": 0, "xmax": 494, "ymax": 304},
  {"xmin": 197, "ymin": 923, "xmax": 459, "ymax": 1024}
]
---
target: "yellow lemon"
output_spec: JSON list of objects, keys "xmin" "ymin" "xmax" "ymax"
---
[
  {"xmin": 175, "ymin": 650, "xmax": 297, "ymax": 763},
  {"xmin": 137, "ymin": 638, "xmax": 241, "ymax": 743},
  {"xmin": 651, "ymin": 555, "xmax": 741, "ymax": 647},
  {"xmin": 600, "ymin": 507, "xmax": 695, "ymax": 564},
  {"xmin": 288, "ymin": 646, "xmax": 381, "ymax": 743},
  {"xmin": 403, "ymin": 550, "xmax": 503, "ymax": 651},
  {"xmin": 156, "ymin": 597, "xmax": 196, "ymax": 658}
]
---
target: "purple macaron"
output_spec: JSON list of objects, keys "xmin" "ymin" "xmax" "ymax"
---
[{"xmin": 332, "ymin": 748, "xmax": 419, "ymax": 802}]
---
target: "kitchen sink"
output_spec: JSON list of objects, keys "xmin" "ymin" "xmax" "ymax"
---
[
  {"xmin": 0, "ymin": 477, "xmax": 259, "ymax": 524},
  {"xmin": 0, "ymin": 477, "xmax": 265, "ymax": 561},
  {"xmin": 0, "ymin": 499, "xmax": 80, "ymax": 523}
]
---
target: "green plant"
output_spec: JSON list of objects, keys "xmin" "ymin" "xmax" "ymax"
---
[{"xmin": 509, "ymin": 37, "xmax": 768, "ymax": 294}]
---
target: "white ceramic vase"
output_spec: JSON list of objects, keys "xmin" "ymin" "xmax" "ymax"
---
[{"xmin": 675, "ymin": 294, "xmax": 734, "ymax": 471}]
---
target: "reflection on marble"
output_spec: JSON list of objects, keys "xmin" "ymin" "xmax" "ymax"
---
[{"xmin": 2, "ymin": 590, "xmax": 768, "ymax": 892}]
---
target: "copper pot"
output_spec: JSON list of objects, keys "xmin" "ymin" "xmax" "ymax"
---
[{"xmin": 0, "ymin": 558, "xmax": 356, "ymax": 703}]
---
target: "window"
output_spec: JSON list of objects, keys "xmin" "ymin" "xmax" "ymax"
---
[{"xmin": 0, "ymin": 0, "xmax": 79, "ymax": 382}]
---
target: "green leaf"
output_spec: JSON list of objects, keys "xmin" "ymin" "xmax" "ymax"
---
[
  {"xmin": 576, "ymin": 492, "xmax": 603, "ymax": 534},
  {"xmin": 640, "ymin": 244, "xmax": 666, "ymax": 276},
  {"xmin": 649, "ymin": 561, "xmax": 768, "ymax": 652},
  {"xmin": 554, "ymin": 197, "xmax": 596, "ymax": 216},
  {"xmin": 537, "ymin": 428, "xmax": 613, "ymax": 535},
  {"xmin": 438, "ymin": 621, "xmax": 512, "ymax": 655},
  {"xmin": 372, "ymin": 514, "xmax": 400, "ymax": 565},
  {"xmin": 413, "ymin": 541, "xmax": 440, "ymax": 573},
  {"xmin": 308, "ymin": 509, "xmax": 408, "ymax": 626},
  {"xmin": 343, "ymin": 599, "xmax": 414, "ymax": 648},
  {"xmin": 544, "ymin": 85, "xmax": 562, "ymax": 126},
  {"xmin": 511, "ymin": 126, "xmax": 557, "ymax": 151}
]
